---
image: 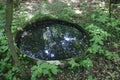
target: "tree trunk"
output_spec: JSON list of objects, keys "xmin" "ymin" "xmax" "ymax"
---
[
  {"xmin": 5, "ymin": 0, "xmax": 27, "ymax": 79},
  {"xmin": 109, "ymin": 0, "xmax": 112, "ymax": 18}
]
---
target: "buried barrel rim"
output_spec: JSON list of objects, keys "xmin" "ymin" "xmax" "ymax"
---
[{"xmin": 15, "ymin": 19, "xmax": 90, "ymax": 61}]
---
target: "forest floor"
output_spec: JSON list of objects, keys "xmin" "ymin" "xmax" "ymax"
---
[{"xmin": 17, "ymin": 0, "xmax": 120, "ymax": 80}]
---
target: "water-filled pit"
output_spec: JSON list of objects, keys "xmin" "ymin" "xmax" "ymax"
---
[{"xmin": 16, "ymin": 19, "xmax": 89, "ymax": 60}]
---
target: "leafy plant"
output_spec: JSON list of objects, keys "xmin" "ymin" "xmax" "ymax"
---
[
  {"xmin": 104, "ymin": 50, "xmax": 119, "ymax": 59},
  {"xmin": 84, "ymin": 11, "xmax": 120, "ymax": 78},
  {"xmin": 0, "ymin": 3, "xmax": 7, "ymax": 54},
  {"xmin": 89, "ymin": 9, "xmax": 120, "ymax": 38},
  {"xmin": 80, "ymin": 58, "xmax": 93, "ymax": 69},
  {"xmin": 0, "ymin": 51, "xmax": 20, "ymax": 80},
  {"xmin": 86, "ymin": 24, "xmax": 110, "ymax": 54},
  {"xmin": 88, "ymin": 75, "xmax": 96, "ymax": 80},
  {"xmin": 12, "ymin": 8, "xmax": 29, "ymax": 33},
  {"xmin": 113, "ymin": 43, "xmax": 119, "ymax": 49},
  {"xmin": 0, "ymin": 29, "xmax": 8, "ymax": 53},
  {"xmin": 86, "ymin": 14, "xmax": 119, "ymax": 59},
  {"xmin": 4, "ymin": 66, "xmax": 20, "ymax": 80},
  {"xmin": 0, "ymin": 54, "xmax": 11, "ymax": 74},
  {"xmin": 31, "ymin": 61, "xmax": 59, "ymax": 80},
  {"xmin": 68, "ymin": 59, "xmax": 79, "ymax": 68},
  {"xmin": 68, "ymin": 58, "xmax": 93, "ymax": 69},
  {"xmin": 41, "ymin": 1, "xmax": 77, "ymax": 22}
]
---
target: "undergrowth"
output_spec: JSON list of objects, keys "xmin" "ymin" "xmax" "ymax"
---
[{"xmin": 0, "ymin": 1, "xmax": 120, "ymax": 80}]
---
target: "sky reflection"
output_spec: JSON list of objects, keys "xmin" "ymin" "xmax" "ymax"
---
[{"xmin": 18, "ymin": 21, "xmax": 89, "ymax": 60}]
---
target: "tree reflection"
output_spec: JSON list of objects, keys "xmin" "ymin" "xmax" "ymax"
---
[{"xmin": 18, "ymin": 21, "xmax": 89, "ymax": 60}]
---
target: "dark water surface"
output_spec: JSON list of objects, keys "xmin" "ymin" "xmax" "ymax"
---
[{"xmin": 16, "ymin": 20, "xmax": 89, "ymax": 60}]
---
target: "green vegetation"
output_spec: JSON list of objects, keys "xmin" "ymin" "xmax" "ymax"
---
[
  {"xmin": 31, "ymin": 61, "xmax": 59, "ymax": 80},
  {"xmin": 0, "ymin": 0, "xmax": 120, "ymax": 80}
]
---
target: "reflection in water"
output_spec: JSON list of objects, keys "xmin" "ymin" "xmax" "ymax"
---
[
  {"xmin": 64, "ymin": 34, "xmax": 76, "ymax": 41},
  {"xmin": 17, "ymin": 21, "xmax": 89, "ymax": 60}
]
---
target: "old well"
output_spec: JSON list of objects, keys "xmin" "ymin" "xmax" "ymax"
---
[{"xmin": 16, "ymin": 19, "xmax": 89, "ymax": 61}]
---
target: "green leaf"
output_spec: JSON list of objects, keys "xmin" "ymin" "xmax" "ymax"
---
[
  {"xmin": 31, "ymin": 66, "xmax": 37, "ymax": 71},
  {"xmin": 38, "ymin": 68, "xmax": 42, "ymax": 73},
  {"xmin": 42, "ymin": 69, "xmax": 50, "ymax": 75},
  {"xmin": 88, "ymin": 75, "xmax": 95, "ymax": 80},
  {"xmin": 113, "ymin": 43, "xmax": 119, "ymax": 48},
  {"xmin": 80, "ymin": 58, "xmax": 93, "ymax": 68},
  {"xmin": 48, "ymin": 77, "xmax": 54, "ymax": 80},
  {"xmin": 40, "ymin": 62, "xmax": 49, "ymax": 68},
  {"xmin": 31, "ymin": 71, "xmax": 38, "ymax": 80},
  {"xmin": 51, "ymin": 68, "xmax": 58, "ymax": 75},
  {"xmin": 13, "ymin": 77, "xmax": 17, "ymax": 80},
  {"xmin": 68, "ymin": 59, "xmax": 79, "ymax": 68},
  {"xmin": 37, "ymin": 61, "xmax": 41, "ymax": 65}
]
